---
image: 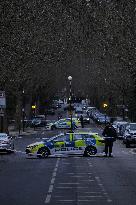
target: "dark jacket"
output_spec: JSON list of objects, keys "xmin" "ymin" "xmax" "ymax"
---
[
  {"xmin": 80, "ymin": 115, "xmax": 83, "ymax": 123},
  {"xmin": 102, "ymin": 125, "xmax": 117, "ymax": 140}
]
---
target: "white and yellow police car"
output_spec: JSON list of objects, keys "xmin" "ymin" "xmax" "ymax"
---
[
  {"xmin": 26, "ymin": 132, "xmax": 105, "ymax": 158},
  {"xmin": 46, "ymin": 118, "xmax": 80, "ymax": 130}
]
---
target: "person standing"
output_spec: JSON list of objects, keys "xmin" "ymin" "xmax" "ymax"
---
[
  {"xmin": 58, "ymin": 112, "xmax": 62, "ymax": 120},
  {"xmin": 80, "ymin": 115, "xmax": 84, "ymax": 128},
  {"xmin": 102, "ymin": 122, "xmax": 117, "ymax": 157}
]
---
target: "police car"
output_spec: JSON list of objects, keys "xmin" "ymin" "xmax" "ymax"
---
[
  {"xmin": 46, "ymin": 118, "xmax": 81, "ymax": 130},
  {"xmin": 26, "ymin": 132, "xmax": 105, "ymax": 158},
  {"xmin": 0, "ymin": 133, "xmax": 14, "ymax": 153}
]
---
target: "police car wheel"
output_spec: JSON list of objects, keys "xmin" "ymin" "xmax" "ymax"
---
[
  {"xmin": 37, "ymin": 147, "xmax": 49, "ymax": 158},
  {"xmin": 84, "ymin": 146, "xmax": 97, "ymax": 156}
]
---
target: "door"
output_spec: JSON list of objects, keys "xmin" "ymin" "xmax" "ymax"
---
[{"xmin": 53, "ymin": 134, "xmax": 67, "ymax": 154}]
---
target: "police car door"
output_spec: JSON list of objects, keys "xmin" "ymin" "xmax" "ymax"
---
[
  {"xmin": 64, "ymin": 133, "xmax": 75, "ymax": 154},
  {"xmin": 53, "ymin": 134, "xmax": 67, "ymax": 154},
  {"xmin": 62, "ymin": 133, "xmax": 85, "ymax": 155},
  {"xmin": 72, "ymin": 134, "xmax": 86, "ymax": 154}
]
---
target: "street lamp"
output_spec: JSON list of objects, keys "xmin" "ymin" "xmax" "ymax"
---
[
  {"xmin": 103, "ymin": 103, "xmax": 108, "ymax": 126},
  {"xmin": 68, "ymin": 76, "xmax": 73, "ymax": 132}
]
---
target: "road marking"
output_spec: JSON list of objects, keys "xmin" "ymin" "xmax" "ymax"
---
[
  {"xmin": 89, "ymin": 164, "xmax": 93, "ymax": 167},
  {"xmin": 59, "ymin": 182, "xmax": 82, "ymax": 185},
  {"xmin": 56, "ymin": 186, "xmax": 88, "ymax": 189},
  {"xmin": 79, "ymin": 195, "xmax": 103, "ymax": 198},
  {"xmin": 67, "ymin": 172, "xmax": 92, "ymax": 175},
  {"xmin": 45, "ymin": 194, "xmax": 51, "ymax": 203},
  {"xmin": 80, "ymin": 191, "xmax": 102, "ymax": 194},
  {"xmin": 79, "ymin": 179, "xmax": 94, "ymax": 182},
  {"xmin": 48, "ymin": 185, "xmax": 54, "ymax": 193},
  {"xmin": 54, "ymin": 167, "xmax": 58, "ymax": 172},
  {"xmin": 50, "ymin": 178, "xmax": 55, "ymax": 184},
  {"xmin": 57, "ymin": 200, "xmax": 75, "ymax": 202},
  {"xmin": 70, "ymin": 175, "xmax": 90, "ymax": 178},
  {"xmin": 95, "ymin": 176, "xmax": 112, "ymax": 203},
  {"xmin": 44, "ymin": 158, "xmax": 60, "ymax": 203},
  {"xmin": 129, "ymin": 149, "xmax": 136, "ymax": 155},
  {"xmin": 77, "ymin": 199, "xmax": 96, "ymax": 201},
  {"xmin": 14, "ymin": 150, "xmax": 26, "ymax": 154},
  {"xmin": 52, "ymin": 172, "xmax": 56, "ymax": 177}
]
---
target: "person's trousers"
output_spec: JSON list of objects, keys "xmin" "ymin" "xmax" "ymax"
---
[{"xmin": 105, "ymin": 139, "xmax": 113, "ymax": 155}]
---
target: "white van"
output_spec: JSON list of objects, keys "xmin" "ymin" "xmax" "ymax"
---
[{"xmin": 86, "ymin": 107, "xmax": 97, "ymax": 117}]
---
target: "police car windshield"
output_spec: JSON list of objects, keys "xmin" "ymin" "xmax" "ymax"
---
[{"xmin": 46, "ymin": 134, "xmax": 65, "ymax": 142}]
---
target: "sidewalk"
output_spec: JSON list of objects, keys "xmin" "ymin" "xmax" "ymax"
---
[{"xmin": 8, "ymin": 125, "xmax": 40, "ymax": 137}]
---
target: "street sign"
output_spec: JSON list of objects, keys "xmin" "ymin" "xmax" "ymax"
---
[{"xmin": 0, "ymin": 91, "xmax": 6, "ymax": 108}]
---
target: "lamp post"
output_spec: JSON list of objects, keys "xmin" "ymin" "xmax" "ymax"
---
[
  {"xmin": 68, "ymin": 76, "xmax": 73, "ymax": 132},
  {"xmin": 22, "ymin": 89, "xmax": 25, "ymax": 132}
]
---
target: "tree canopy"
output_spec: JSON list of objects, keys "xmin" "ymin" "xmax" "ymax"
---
[{"xmin": 0, "ymin": 0, "xmax": 136, "ymax": 119}]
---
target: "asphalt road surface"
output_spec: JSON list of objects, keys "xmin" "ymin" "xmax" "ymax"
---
[{"xmin": 0, "ymin": 120, "xmax": 136, "ymax": 205}]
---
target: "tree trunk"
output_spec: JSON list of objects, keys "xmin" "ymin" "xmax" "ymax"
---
[{"xmin": 15, "ymin": 92, "xmax": 22, "ymax": 133}]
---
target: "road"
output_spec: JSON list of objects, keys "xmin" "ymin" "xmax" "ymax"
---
[{"xmin": 0, "ymin": 119, "xmax": 136, "ymax": 205}]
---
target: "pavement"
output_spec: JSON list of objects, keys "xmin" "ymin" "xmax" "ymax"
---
[{"xmin": 8, "ymin": 126, "xmax": 41, "ymax": 137}]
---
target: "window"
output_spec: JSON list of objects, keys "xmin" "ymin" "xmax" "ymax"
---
[
  {"xmin": 53, "ymin": 134, "xmax": 66, "ymax": 142},
  {"xmin": 73, "ymin": 134, "xmax": 83, "ymax": 140},
  {"xmin": 58, "ymin": 119, "xmax": 65, "ymax": 123},
  {"xmin": 0, "ymin": 134, "xmax": 8, "ymax": 139},
  {"xmin": 82, "ymin": 134, "xmax": 95, "ymax": 140},
  {"xmin": 130, "ymin": 124, "xmax": 136, "ymax": 130}
]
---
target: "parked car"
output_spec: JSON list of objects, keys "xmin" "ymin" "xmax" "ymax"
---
[
  {"xmin": 113, "ymin": 121, "xmax": 128, "ymax": 139},
  {"xmin": 97, "ymin": 115, "xmax": 110, "ymax": 124},
  {"xmin": 26, "ymin": 132, "xmax": 105, "ymax": 158},
  {"xmin": 30, "ymin": 118, "xmax": 46, "ymax": 128},
  {"xmin": 117, "ymin": 122, "xmax": 128, "ymax": 139},
  {"xmin": 0, "ymin": 133, "xmax": 14, "ymax": 153},
  {"xmin": 91, "ymin": 110, "xmax": 101, "ymax": 119},
  {"xmin": 86, "ymin": 107, "xmax": 97, "ymax": 117},
  {"xmin": 77, "ymin": 114, "xmax": 90, "ymax": 124},
  {"xmin": 123, "ymin": 123, "xmax": 136, "ymax": 147}
]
